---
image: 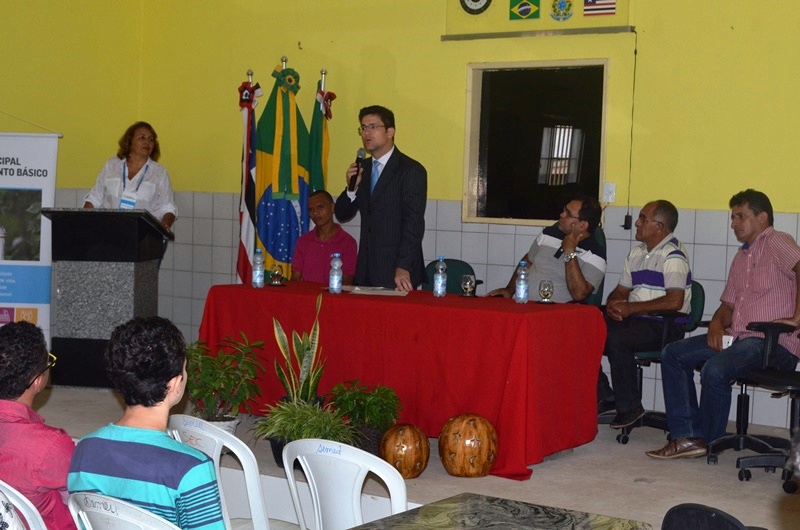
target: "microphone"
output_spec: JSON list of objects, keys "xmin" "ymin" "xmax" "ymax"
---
[{"xmin": 349, "ymin": 148, "xmax": 366, "ymax": 192}]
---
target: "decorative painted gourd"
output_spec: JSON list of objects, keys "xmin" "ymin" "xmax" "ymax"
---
[
  {"xmin": 379, "ymin": 423, "xmax": 430, "ymax": 479},
  {"xmin": 438, "ymin": 413, "xmax": 498, "ymax": 477}
]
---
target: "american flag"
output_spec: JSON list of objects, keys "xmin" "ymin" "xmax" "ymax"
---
[{"xmin": 584, "ymin": 0, "xmax": 616, "ymax": 16}]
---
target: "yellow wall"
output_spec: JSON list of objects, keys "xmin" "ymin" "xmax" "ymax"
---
[{"xmin": 1, "ymin": 1, "xmax": 798, "ymax": 212}]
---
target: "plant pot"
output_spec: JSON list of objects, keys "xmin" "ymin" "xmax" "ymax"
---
[
  {"xmin": 268, "ymin": 437, "xmax": 303, "ymax": 470},
  {"xmin": 268, "ymin": 437, "xmax": 288, "ymax": 468},
  {"xmin": 355, "ymin": 426, "xmax": 384, "ymax": 456},
  {"xmin": 210, "ymin": 416, "xmax": 241, "ymax": 436}
]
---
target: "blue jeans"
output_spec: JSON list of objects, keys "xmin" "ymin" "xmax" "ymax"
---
[{"xmin": 661, "ymin": 334, "xmax": 797, "ymax": 443}]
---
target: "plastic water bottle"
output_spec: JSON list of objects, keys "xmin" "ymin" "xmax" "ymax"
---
[
  {"xmin": 252, "ymin": 249, "xmax": 265, "ymax": 288},
  {"xmin": 514, "ymin": 260, "xmax": 529, "ymax": 304},
  {"xmin": 329, "ymin": 253, "xmax": 343, "ymax": 294},
  {"xmin": 433, "ymin": 256, "xmax": 447, "ymax": 298}
]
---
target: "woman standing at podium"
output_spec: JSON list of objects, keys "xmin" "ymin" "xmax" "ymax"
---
[{"xmin": 83, "ymin": 121, "xmax": 177, "ymax": 232}]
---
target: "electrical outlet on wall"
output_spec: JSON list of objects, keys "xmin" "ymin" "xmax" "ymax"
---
[{"xmin": 602, "ymin": 183, "xmax": 616, "ymax": 203}]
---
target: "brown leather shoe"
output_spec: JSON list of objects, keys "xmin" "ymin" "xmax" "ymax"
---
[{"xmin": 646, "ymin": 438, "xmax": 707, "ymax": 459}]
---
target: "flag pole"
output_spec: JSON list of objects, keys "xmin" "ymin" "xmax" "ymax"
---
[
  {"xmin": 247, "ymin": 68, "xmax": 253, "ymax": 83},
  {"xmin": 281, "ymin": 56, "xmax": 287, "ymax": 69},
  {"xmin": 320, "ymin": 68, "xmax": 327, "ymax": 91}
]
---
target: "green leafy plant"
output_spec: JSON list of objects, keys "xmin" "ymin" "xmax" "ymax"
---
[
  {"xmin": 273, "ymin": 293, "xmax": 325, "ymax": 402},
  {"xmin": 252, "ymin": 399, "xmax": 357, "ymax": 444},
  {"xmin": 185, "ymin": 333, "xmax": 266, "ymax": 421},
  {"xmin": 328, "ymin": 380, "xmax": 402, "ymax": 431}
]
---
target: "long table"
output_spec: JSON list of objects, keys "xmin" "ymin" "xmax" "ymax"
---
[{"xmin": 198, "ymin": 282, "xmax": 606, "ymax": 480}]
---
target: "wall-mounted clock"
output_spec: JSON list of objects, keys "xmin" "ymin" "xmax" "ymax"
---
[{"xmin": 460, "ymin": 0, "xmax": 492, "ymax": 15}]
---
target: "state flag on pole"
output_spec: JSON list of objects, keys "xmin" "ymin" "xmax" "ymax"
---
[
  {"xmin": 307, "ymin": 78, "xmax": 336, "ymax": 192},
  {"xmin": 584, "ymin": 0, "xmax": 616, "ymax": 16},
  {"xmin": 255, "ymin": 64, "xmax": 310, "ymax": 273},
  {"xmin": 236, "ymin": 77, "xmax": 262, "ymax": 284}
]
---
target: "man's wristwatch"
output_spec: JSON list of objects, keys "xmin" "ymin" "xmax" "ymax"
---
[{"xmin": 563, "ymin": 251, "xmax": 578, "ymax": 263}]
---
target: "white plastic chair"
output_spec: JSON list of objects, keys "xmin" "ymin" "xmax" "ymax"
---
[
  {"xmin": 168, "ymin": 414, "xmax": 296, "ymax": 530},
  {"xmin": 282, "ymin": 438, "xmax": 408, "ymax": 530},
  {"xmin": 68, "ymin": 491, "xmax": 181, "ymax": 529},
  {"xmin": 0, "ymin": 478, "xmax": 47, "ymax": 530}
]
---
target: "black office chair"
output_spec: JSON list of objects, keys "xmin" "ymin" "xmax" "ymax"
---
[
  {"xmin": 707, "ymin": 322, "xmax": 800, "ymax": 493},
  {"xmin": 661, "ymin": 503, "xmax": 766, "ymax": 530},
  {"xmin": 421, "ymin": 258, "xmax": 482, "ymax": 295},
  {"xmin": 608, "ymin": 280, "xmax": 705, "ymax": 444}
]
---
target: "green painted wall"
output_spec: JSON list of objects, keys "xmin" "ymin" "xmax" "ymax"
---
[{"xmin": 1, "ymin": 1, "xmax": 797, "ymax": 212}]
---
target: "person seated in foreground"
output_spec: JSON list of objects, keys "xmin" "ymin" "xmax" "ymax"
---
[
  {"xmin": 292, "ymin": 189, "xmax": 357, "ymax": 284},
  {"xmin": 647, "ymin": 189, "xmax": 800, "ymax": 459},
  {"xmin": 487, "ymin": 196, "xmax": 606, "ymax": 303},
  {"xmin": 602, "ymin": 200, "xmax": 692, "ymax": 430},
  {"xmin": 0, "ymin": 321, "xmax": 77, "ymax": 530},
  {"xmin": 68, "ymin": 317, "xmax": 225, "ymax": 529}
]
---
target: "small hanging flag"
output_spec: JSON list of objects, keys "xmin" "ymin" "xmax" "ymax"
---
[{"xmin": 584, "ymin": 0, "xmax": 616, "ymax": 16}]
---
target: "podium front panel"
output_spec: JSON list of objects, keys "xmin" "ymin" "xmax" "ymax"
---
[{"xmin": 53, "ymin": 261, "xmax": 158, "ymax": 339}]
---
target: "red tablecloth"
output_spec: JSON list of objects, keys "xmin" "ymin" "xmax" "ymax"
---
[{"xmin": 198, "ymin": 282, "xmax": 606, "ymax": 480}]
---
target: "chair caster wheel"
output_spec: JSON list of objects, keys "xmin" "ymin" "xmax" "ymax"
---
[
  {"xmin": 783, "ymin": 480, "xmax": 798, "ymax": 494},
  {"xmin": 616, "ymin": 433, "xmax": 629, "ymax": 444},
  {"xmin": 738, "ymin": 469, "xmax": 752, "ymax": 481},
  {"xmin": 707, "ymin": 454, "xmax": 718, "ymax": 465}
]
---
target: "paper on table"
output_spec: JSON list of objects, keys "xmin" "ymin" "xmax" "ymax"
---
[{"xmin": 351, "ymin": 286, "xmax": 409, "ymax": 297}]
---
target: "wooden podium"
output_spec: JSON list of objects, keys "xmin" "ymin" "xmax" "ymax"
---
[{"xmin": 42, "ymin": 208, "xmax": 174, "ymax": 387}]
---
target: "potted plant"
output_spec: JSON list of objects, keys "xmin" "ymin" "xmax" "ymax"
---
[
  {"xmin": 185, "ymin": 333, "xmax": 266, "ymax": 431},
  {"xmin": 254, "ymin": 293, "xmax": 334, "ymax": 465},
  {"xmin": 328, "ymin": 379, "xmax": 402, "ymax": 455},
  {"xmin": 252, "ymin": 399, "xmax": 357, "ymax": 467},
  {"xmin": 273, "ymin": 293, "xmax": 325, "ymax": 403}
]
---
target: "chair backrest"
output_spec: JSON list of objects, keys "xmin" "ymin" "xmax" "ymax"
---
[
  {"xmin": 0, "ymin": 479, "xmax": 46, "ymax": 530},
  {"xmin": 662, "ymin": 503, "xmax": 748, "ymax": 530},
  {"xmin": 68, "ymin": 492, "xmax": 181, "ymax": 530},
  {"xmin": 684, "ymin": 280, "xmax": 706, "ymax": 333},
  {"xmin": 582, "ymin": 224, "xmax": 606, "ymax": 307},
  {"xmin": 421, "ymin": 259, "xmax": 477, "ymax": 294},
  {"xmin": 168, "ymin": 414, "xmax": 271, "ymax": 529},
  {"xmin": 282, "ymin": 438, "xmax": 407, "ymax": 530}
]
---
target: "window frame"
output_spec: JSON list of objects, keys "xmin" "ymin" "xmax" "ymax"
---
[{"xmin": 462, "ymin": 58, "xmax": 609, "ymax": 226}]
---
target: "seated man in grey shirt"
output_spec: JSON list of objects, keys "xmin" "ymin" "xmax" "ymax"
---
[{"xmin": 488, "ymin": 196, "xmax": 606, "ymax": 304}]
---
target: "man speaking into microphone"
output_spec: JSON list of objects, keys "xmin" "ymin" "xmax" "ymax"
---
[{"xmin": 335, "ymin": 105, "xmax": 427, "ymax": 291}]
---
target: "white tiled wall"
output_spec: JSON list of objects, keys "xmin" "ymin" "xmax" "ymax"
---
[{"xmin": 55, "ymin": 189, "xmax": 800, "ymax": 430}]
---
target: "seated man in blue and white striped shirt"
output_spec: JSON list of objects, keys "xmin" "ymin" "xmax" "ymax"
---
[
  {"xmin": 603, "ymin": 200, "xmax": 692, "ymax": 430},
  {"xmin": 68, "ymin": 317, "xmax": 225, "ymax": 530}
]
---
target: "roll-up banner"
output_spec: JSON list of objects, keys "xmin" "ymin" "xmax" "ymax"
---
[{"xmin": 0, "ymin": 132, "xmax": 58, "ymax": 339}]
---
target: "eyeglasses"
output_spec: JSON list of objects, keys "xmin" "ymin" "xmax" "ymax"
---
[
  {"xmin": 637, "ymin": 214, "xmax": 664, "ymax": 227},
  {"xmin": 357, "ymin": 124, "xmax": 386, "ymax": 135},
  {"xmin": 563, "ymin": 207, "xmax": 580, "ymax": 220},
  {"xmin": 26, "ymin": 352, "xmax": 57, "ymax": 389},
  {"xmin": 135, "ymin": 135, "xmax": 155, "ymax": 143}
]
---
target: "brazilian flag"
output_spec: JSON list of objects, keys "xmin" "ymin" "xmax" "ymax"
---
[
  {"xmin": 255, "ymin": 65, "xmax": 310, "ymax": 271},
  {"xmin": 510, "ymin": 0, "xmax": 540, "ymax": 19}
]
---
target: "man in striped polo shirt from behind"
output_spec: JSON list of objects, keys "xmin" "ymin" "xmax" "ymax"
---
[
  {"xmin": 648, "ymin": 189, "xmax": 800, "ymax": 459},
  {"xmin": 68, "ymin": 317, "xmax": 225, "ymax": 529},
  {"xmin": 602, "ymin": 200, "xmax": 693, "ymax": 430}
]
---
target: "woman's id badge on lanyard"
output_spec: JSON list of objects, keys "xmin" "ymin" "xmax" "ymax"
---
[{"xmin": 119, "ymin": 189, "xmax": 137, "ymax": 209}]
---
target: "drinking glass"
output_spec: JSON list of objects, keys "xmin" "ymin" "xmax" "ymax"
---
[
  {"xmin": 538, "ymin": 280, "xmax": 554, "ymax": 303},
  {"xmin": 460, "ymin": 274, "xmax": 476, "ymax": 296},
  {"xmin": 269, "ymin": 264, "xmax": 284, "ymax": 285}
]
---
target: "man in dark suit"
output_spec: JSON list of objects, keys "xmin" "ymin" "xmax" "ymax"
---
[{"xmin": 335, "ymin": 105, "xmax": 427, "ymax": 291}]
